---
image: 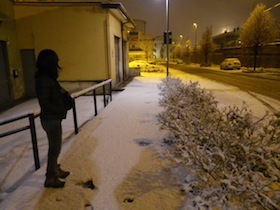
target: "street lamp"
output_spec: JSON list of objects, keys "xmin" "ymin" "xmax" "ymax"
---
[
  {"xmin": 166, "ymin": 0, "xmax": 170, "ymax": 77},
  {"xmin": 193, "ymin": 22, "xmax": 198, "ymax": 63}
]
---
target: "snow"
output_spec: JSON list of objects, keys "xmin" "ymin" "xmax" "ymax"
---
[{"xmin": 0, "ymin": 67, "xmax": 279, "ymax": 209}]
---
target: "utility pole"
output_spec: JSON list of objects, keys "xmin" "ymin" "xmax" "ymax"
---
[{"xmin": 166, "ymin": 0, "xmax": 170, "ymax": 77}]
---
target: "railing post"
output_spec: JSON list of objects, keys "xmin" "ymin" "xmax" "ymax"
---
[
  {"xmin": 103, "ymin": 84, "xmax": 106, "ymax": 107},
  {"xmin": 72, "ymin": 99, "xmax": 79, "ymax": 134},
  {"xmin": 93, "ymin": 89, "xmax": 97, "ymax": 116},
  {"xmin": 109, "ymin": 81, "xmax": 112, "ymax": 102},
  {"xmin": 28, "ymin": 114, "xmax": 40, "ymax": 170}
]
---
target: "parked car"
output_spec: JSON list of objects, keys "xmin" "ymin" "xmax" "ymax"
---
[
  {"xmin": 220, "ymin": 58, "xmax": 241, "ymax": 70},
  {"xmin": 129, "ymin": 60, "xmax": 150, "ymax": 68},
  {"xmin": 129, "ymin": 60, "xmax": 162, "ymax": 72},
  {"xmin": 170, "ymin": 58, "xmax": 184, "ymax": 64}
]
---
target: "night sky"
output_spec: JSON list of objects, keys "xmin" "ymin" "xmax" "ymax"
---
[{"xmin": 116, "ymin": 0, "xmax": 280, "ymax": 44}]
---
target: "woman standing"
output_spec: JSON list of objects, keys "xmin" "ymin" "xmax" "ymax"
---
[{"xmin": 35, "ymin": 49, "xmax": 72, "ymax": 188}]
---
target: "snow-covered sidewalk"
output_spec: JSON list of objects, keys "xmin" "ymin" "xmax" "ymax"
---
[
  {"xmin": 0, "ymin": 94, "xmax": 119, "ymax": 201},
  {"xmin": 0, "ymin": 69, "xmax": 280, "ymax": 210}
]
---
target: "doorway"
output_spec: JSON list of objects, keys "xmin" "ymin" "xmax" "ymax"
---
[
  {"xmin": 0, "ymin": 41, "xmax": 11, "ymax": 109},
  {"xmin": 21, "ymin": 49, "xmax": 36, "ymax": 97},
  {"xmin": 114, "ymin": 36, "xmax": 122, "ymax": 83}
]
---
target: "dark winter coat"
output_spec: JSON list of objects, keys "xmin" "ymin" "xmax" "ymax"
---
[{"xmin": 35, "ymin": 73, "xmax": 68, "ymax": 120}]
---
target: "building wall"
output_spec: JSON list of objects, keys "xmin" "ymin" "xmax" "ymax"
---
[
  {"xmin": 133, "ymin": 19, "xmax": 146, "ymax": 34},
  {"xmin": 213, "ymin": 31, "xmax": 240, "ymax": 49},
  {"xmin": 14, "ymin": 5, "xmax": 110, "ymax": 81},
  {"xmin": 0, "ymin": 0, "xmax": 24, "ymax": 101},
  {"xmin": 128, "ymin": 19, "xmax": 146, "ymax": 51}
]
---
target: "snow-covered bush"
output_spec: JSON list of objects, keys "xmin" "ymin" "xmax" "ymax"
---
[{"xmin": 157, "ymin": 77, "xmax": 280, "ymax": 209}]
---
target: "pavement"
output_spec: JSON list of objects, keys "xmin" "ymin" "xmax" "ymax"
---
[{"xmin": 0, "ymin": 67, "xmax": 280, "ymax": 209}]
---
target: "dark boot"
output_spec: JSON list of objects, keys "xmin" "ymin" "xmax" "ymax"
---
[
  {"xmin": 44, "ymin": 176, "xmax": 65, "ymax": 188},
  {"xmin": 57, "ymin": 164, "xmax": 70, "ymax": 179}
]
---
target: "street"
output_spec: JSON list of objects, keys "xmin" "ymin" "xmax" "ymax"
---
[{"xmin": 170, "ymin": 64, "xmax": 280, "ymax": 101}]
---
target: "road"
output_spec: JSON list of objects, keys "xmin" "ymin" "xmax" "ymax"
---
[{"xmin": 170, "ymin": 65, "xmax": 280, "ymax": 101}]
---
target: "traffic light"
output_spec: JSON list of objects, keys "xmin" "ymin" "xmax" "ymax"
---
[{"xmin": 164, "ymin": 31, "xmax": 172, "ymax": 44}]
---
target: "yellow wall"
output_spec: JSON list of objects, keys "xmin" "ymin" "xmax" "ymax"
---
[
  {"xmin": 14, "ymin": 5, "xmax": 110, "ymax": 81},
  {"xmin": 0, "ymin": 2, "xmax": 132, "ymax": 106},
  {"xmin": 0, "ymin": 0, "xmax": 24, "ymax": 100}
]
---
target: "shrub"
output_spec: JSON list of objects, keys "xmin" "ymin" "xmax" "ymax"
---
[{"xmin": 157, "ymin": 77, "xmax": 280, "ymax": 209}]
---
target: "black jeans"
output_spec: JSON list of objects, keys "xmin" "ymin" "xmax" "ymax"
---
[{"xmin": 41, "ymin": 119, "xmax": 62, "ymax": 177}]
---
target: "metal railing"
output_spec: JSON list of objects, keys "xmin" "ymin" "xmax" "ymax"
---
[
  {"xmin": 0, "ymin": 79, "xmax": 112, "ymax": 170},
  {"xmin": 71, "ymin": 79, "xmax": 112, "ymax": 134},
  {"xmin": 0, "ymin": 111, "xmax": 41, "ymax": 170}
]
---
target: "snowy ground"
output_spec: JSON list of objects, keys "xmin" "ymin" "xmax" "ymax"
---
[
  {"xmin": 0, "ymin": 94, "xmax": 120, "ymax": 201},
  {"xmin": 0, "ymin": 67, "xmax": 279, "ymax": 209}
]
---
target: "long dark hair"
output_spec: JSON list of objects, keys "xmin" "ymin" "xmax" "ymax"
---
[{"xmin": 35, "ymin": 49, "xmax": 61, "ymax": 79}]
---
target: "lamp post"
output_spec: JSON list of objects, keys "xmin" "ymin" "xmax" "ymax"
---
[
  {"xmin": 265, "ymin": 2, "xmax": 280, "ymax": 12},
  {"xmin": 193, "ymin": 22, "xmax": 198, "ymax": 63},
  {"xmin": 166, "ymin": 0, "xmax": 170, "ymax": 77}
]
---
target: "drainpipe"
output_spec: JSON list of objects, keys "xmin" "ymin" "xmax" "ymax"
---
[
  {"xmin": 105, "ymin": 14, "xmax": 111, "ymax": 80},
  {"xmin": 121, "ymin": 22, "xmax": 126, "ymax": 80}
]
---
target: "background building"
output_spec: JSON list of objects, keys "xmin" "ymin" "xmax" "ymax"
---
[
  {"xmin": 212, "ymin": 28, "xmax": 280, "ymax": 68},
  {"xmin": 128, "ymin": 19, "xmax": 155, "ymax": 62},
  {"xmin": 212, "ymin": 28, "xmax": 241, "ymax": 49}
]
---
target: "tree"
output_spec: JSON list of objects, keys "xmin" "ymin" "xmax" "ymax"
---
[
  {"xmin": 185, "ymin": 39, "xmax": 192, "ymax": 63},
  {"xmin": 138, "ymin": 35, "xmax": 154, "ymax": 62},
  {"xmin": 199, "ymin": 27, "xmax": 214, "ymax": 66},
  {"xmin": 172, "ymin": 43, "xmax": 185, "ymax": 59},
  {"xmin": 240, "ymin": 4, "xmax": 276, "ymax": 70}
]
